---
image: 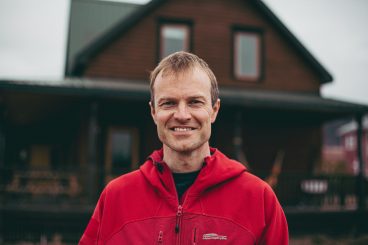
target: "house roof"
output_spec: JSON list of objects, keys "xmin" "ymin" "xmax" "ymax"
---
[
  {"xmin": 65, "ymin": 0, "xmax": 140, "ymax": 75},
  {"xmin": 70, "ymin": 0, "xmax": 333, "ymax": 83},
  {"xmin": 220, "ymin": 88, "xmax": 368, "ymax": 116},
  {"xmin": 0, "ymin": 79, "xmax": 150, "ymax": 101},
  {"xmin": 1, "ymin": 79, "xmax": 366, "ymax": 120}
]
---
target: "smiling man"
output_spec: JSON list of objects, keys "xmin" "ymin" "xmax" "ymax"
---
[
  {"xmin": 149, "ymin": 56, "xmax": 220, "ymax": 174},
  {"xmin": 80, "ymin": 52, "xmax": 288, "ymax": 244}
]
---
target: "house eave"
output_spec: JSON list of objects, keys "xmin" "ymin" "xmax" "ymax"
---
[{"xmin": 1, "ymin": 79, "xmax": 366, "ymax": 119}]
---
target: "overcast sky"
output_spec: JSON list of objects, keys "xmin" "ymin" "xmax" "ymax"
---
[{"xmin": 0, "ymin": 0, "xmax": 367, "ymax": 105}]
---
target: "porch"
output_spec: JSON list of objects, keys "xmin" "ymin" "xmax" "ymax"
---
[
  {"xmin": 1, "ymin": 79, "xmax": 368, "ymax": 243},
  {"xmin": 1, "ymin": 169, "xmax": 368, "ymax": 243}
]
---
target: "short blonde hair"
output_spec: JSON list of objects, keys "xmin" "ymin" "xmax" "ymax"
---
[{"xmin": 150, "ymin": 51, "xmax": 219, "ymax": 106}]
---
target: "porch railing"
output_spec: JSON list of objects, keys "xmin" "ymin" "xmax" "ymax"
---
[
  {"xmin": 0, "ymin": 168, "xmax": 88, "ymax": 207},
  {"xmin": 1, "ymin": 169, "xmax": 368, "ymax": 243},
  {"xmin": 1, "ymin": 169, "xmax": 367, "ymax": 210},
  {"xmin": 272, "ymin": 173, "xmax": 368, "ymax": 211}
]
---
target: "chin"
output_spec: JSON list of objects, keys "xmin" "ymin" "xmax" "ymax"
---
[
  {"xmin": 170, "ymin": 144, "xmax": 195, "ymax": 153},
  {"xmin": 167, "ymin": 141, "xmax": 208, "ymax": 154}
]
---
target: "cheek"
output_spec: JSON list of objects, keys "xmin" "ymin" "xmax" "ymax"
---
[
  {"xmin": 154, "ymin": 111, "xmax": 171, "ymax": 126},
  {"xmin": 194, "ymin": 109, "xmax": 213, "ymax": 124}
]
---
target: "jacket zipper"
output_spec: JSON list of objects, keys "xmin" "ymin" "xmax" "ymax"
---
[
  {"xmin": 192, "ymin": 228, "xmax": 197, "ymax": 245},
  {"xmin": 175, "ymin": 205, "xmax": 183, "ymax": 233},
  {"xmin": 175, "ymin": 205, "xmax": 183, "ymax": 244},
  {"xmin": 154, "ymin": 160, "xmax": 189, "ymax": 244}
]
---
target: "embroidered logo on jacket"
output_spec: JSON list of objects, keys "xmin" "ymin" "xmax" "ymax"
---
[{"xmin": 202, "ymin": 233, "xmax": 227, "ymax": 240}]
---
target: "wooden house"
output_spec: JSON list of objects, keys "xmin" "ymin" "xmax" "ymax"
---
[
  {"xmin": 1, "ymin": 0, "xmax": 368, "ymax": 242},
  {"xmin": 68, "ymin": 0, "xmax": 368, "ymax": 203},
  {"xmin": 338, "ymin": 117, "xmax": 368, "ymax": 175}
]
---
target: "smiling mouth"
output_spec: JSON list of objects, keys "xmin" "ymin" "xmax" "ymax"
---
[{"xmin": 171, "ymin": 127, "xmax": 195, "ymax": 132}]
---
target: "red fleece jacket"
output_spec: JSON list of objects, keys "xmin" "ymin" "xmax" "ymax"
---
[{"xmin": 80, "ymin": 148, "xmax": 288, "ymax": 244}]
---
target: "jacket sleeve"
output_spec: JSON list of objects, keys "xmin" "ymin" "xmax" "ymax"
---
[
  {"xmin": 258, "ymin": 185, "xmax": 289, "ymax": 245},
  {"xmin": 79, "ymin": 189, "xmax": 106, "ymax": 245}
]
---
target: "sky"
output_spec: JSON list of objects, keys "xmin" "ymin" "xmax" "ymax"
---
[{"xmin": 0, "ymin": 0, "xmax": 367, "ymax": 105}]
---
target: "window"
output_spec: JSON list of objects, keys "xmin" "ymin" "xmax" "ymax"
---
[
  {"xmin": 105, "ymin": 127, "xmax": 139, "ymax": 183},
  {"xmin": 30, "ymin": 144, "xmax": 50, "ymax": 169},
  {"xmin": 345, "ymin": 135, "xmax": 356, "ymax": 150},
  {"xmin": 160, "ymin": 24, "xmax": 190, "ymax": 59},
  {"xmin": 234, "ymin": 31, "xmax": 262, "ymax": 81}
]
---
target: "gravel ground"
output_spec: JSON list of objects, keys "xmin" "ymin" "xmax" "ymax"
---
[{"xmin": 290, "ymin": 235, "xmax": 368, "ymax": 245}]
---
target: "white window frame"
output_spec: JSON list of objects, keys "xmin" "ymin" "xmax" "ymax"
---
[
  {"xmin": 345, "ymin": 135, "xmax": 356, "ymax": 151},
  {"xmin": 160, "ymin": 24, "xmax": 190, "ymax": 60},
  {"xmin": 234, "ymin": 31, "xmax": 261, "ymax": 81}
]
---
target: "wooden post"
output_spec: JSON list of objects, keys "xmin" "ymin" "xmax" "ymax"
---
[
  {"xmin": 356, "ymin": 114, "xmax": 366, "ymax": 211},
  {"xmin": 0, "ymin": 104, "xmax": 5, "ymax": 169},
  {"xmin": 233, "ymin": 111, "xmax": 249, "ymax": 169},
  {"xmin": 86, "ymin": 102, "xmax": 99, "ymax": 203},
  {"xmin": 0, "ymin": 103, "xmax": 4, "ymax": 242}
]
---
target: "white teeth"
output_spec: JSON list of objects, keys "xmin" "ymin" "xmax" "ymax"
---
[{"xmin": 174, "ymin": 127, "xmax": 192, "ymax": 132}]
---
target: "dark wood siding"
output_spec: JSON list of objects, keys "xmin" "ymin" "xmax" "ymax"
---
[{"xmin": 84, "ymin": 0, "xmax": 321, "ymax": 92}]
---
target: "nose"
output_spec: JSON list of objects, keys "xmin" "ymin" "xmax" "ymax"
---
[{"xmin": 173, "ymin": 103, "xmax": 191, "ymax": 121}]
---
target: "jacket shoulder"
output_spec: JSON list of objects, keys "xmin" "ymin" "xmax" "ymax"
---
[
  {"xmin": 234, "ymin": 171, "xmax": 277, "ymax": 197},
  {"xmin": 104, "ymin": 169, "xmax": 144, "ymax": 193}
]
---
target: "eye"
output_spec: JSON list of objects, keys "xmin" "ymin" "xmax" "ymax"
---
[
  {"xmin": 189, "ymin": 99, "xmax": 204, "ymax": 106},
  {"xmin": 160, "ymin": 101, "xmax": 175, "ymax": 108}
]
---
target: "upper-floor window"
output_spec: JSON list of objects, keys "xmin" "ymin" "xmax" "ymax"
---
[
  {"xmin": 160, "ymin": 23, "xmax": 190, "ymax": 59},
  {"xmin": 234, "ymin": 30, "xmax": 262, "ymax": 81}
]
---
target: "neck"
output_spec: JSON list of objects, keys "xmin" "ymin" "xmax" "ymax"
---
[{"xmin": 163, "ymin": 144, "xmax": 210, "ymax": 173}]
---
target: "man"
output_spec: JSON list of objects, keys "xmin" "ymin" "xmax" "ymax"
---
[{"xmin": 79, "ymin": 51, "xmax": 288, "ymax": 244}]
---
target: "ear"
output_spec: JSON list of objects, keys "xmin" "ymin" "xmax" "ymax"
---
[
  {"xmin": 149, "ymin": 101, "xmax": 157, "ymax": 125},
  {"xmin": 211, "ymin": 99, "xmax": 221, "ymax": 123}
]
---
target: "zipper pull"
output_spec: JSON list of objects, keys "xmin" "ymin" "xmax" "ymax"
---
[
  {"xmin": 157, "ymin": 230, "xmax": 163, "ymax": 243},
  {"xmin": 177, "ymin": 205, "xmax": 183, "ymax": 216},
  {"xmin": 175, "ymin": 205, "xmax": 183, "ymax": 233}
]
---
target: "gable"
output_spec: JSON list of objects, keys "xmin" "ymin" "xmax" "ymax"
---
[
  {"xmin": 72, "ymin": 0, "xmax": 332, "ymax": 92},
  {"xmin": 66, "ymin": 0, "xmax": 140, "ymax": 75}
]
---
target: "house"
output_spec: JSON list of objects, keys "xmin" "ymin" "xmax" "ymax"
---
[
  {"xmin": 1, "ymin": 0, "xmax": 368, "ymax": 242},
  {"xmin": 321, "ymin": 117, "xmax": 368, "ymax": 176},
  {"xmin": 321, "ymin": 119, "xmax": 350, "ymax": 174},
  {"xmin": 68, "ymin": 0, "xmax": 368, "ymax": 204},
  {"xmin": 338, "ymin": 116, "xmax": 368, "ymax": 175},
  {"xmin": 71, "ymin": 0, "xmax": 334, "ymax": 178}
]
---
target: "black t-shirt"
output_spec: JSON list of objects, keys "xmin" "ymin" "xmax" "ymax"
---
[{"xmin": 172, "ymin": 170, "xmax": 200, "ymax": 200}]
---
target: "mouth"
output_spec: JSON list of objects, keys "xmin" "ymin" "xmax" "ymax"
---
[{"xmin": 170, "ymin": 127, "xmax": 195, "ymax": 132}]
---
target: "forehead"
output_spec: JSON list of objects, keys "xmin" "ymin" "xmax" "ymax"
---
[{"xmin": 154, "ymin": 67, "xmax": 211, "ymax": 94}]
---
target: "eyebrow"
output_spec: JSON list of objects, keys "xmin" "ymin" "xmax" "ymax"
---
[
  {"xmin": 157, "ymin": 97, "xmax": 174, "ymax": 103},
  {"xmin": 157, "ymin": 95, "xmax": 207, "ymax": 103},
  {"xmin": 188, "ymin": 96, "xmax": 207, "ymax": 101}
]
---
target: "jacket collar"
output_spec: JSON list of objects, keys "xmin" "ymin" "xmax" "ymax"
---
[{"xmin": 140, "ymin": 148, "xmax": 246, "ymax": 199}]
